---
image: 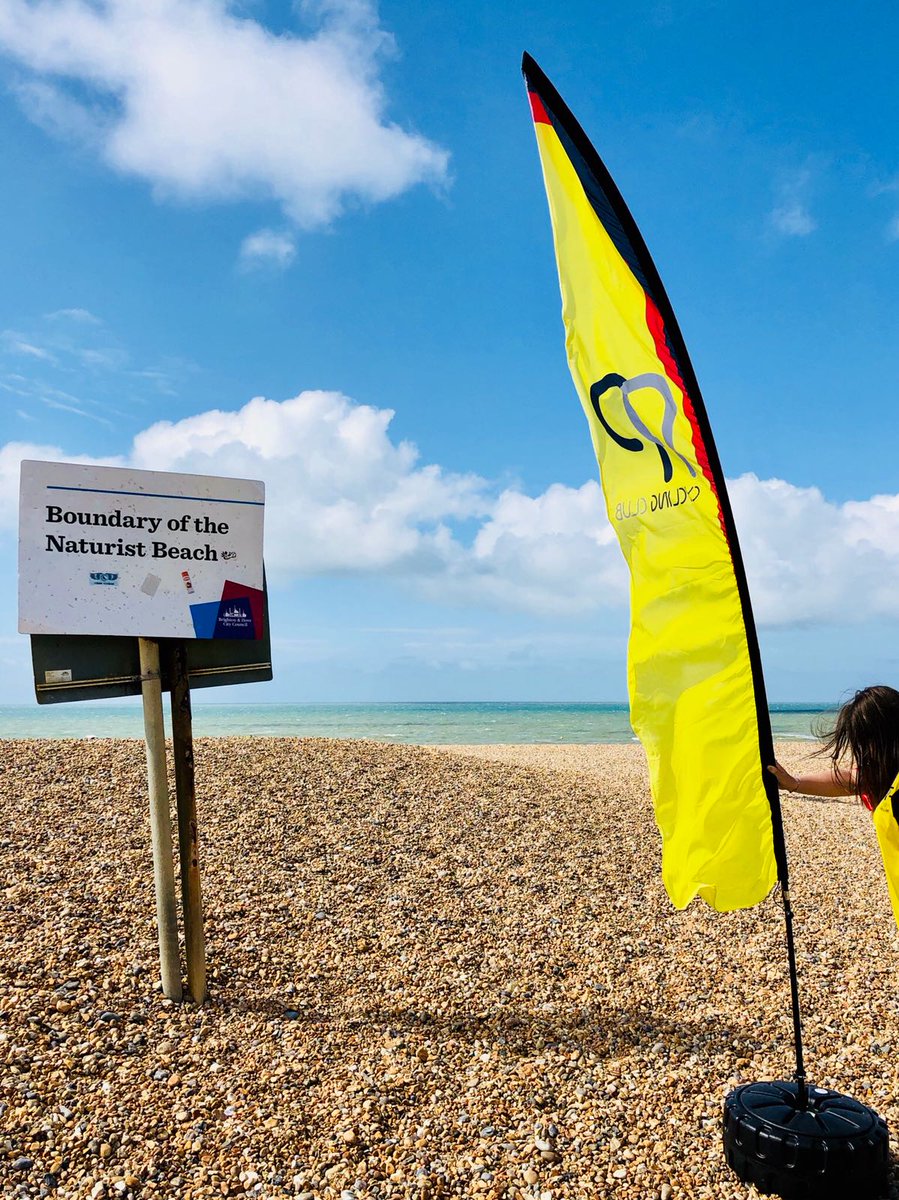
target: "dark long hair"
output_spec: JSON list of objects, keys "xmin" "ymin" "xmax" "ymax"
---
[{"xmin": 818, "ymin": 685, "xmax": 899, "ymax": 806}]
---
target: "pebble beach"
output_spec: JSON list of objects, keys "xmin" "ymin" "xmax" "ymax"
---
[{"xmin": 2, "ymin": 736, "xmax": 898, "ymax": 1200}]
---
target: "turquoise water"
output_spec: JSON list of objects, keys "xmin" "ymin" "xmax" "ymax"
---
[{"xmin": 0, "ymin": 701, "xmax": 834, "ymax": 744}]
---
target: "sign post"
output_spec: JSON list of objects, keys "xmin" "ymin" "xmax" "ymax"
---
[
  {"xmin": 168, "ymin": 641, "xmax": 206, "ymax": 1004},
  {"xmin": 139, "ymin": 637, "xmax": 182, "ymax": 1001},
  {"xmin": 19, "ymin": 459, "xmax": 270, "ymax": 1003}
]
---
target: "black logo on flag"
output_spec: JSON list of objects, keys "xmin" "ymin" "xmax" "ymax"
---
[{"xmin": 590, "ymin": 372, "xmax": 697, "ymax": 484}]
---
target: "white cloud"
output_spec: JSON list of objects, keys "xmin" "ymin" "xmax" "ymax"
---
[
  {"xmin": 768, "ymin": 167, "xmax": 817, "ymax": 237},
  {"xmin": 0, "ymin": 0, "xmax": 449, "ymax": 229},
  {"xmin": 75, "ymin": 346, "xmax": 128, "ymax": 369},
  {"xmin": 44, "ymin": 308, "xmax": 103, "ymax": 324},
  {"xmin": 731, "ymin": 475, "xmax": 899, "ymax": 625},
  {"xmin": 432, "ymin": 481, "xmax": 628, "ymax": 615},
  {"xmin": 769, "ymin": 201, "xmax": 816, "ymax": 237},
  {"xmin": 1, "ymin": 332, "xmax": 56, "ymax": 362},
  {"xmin": 3, "ymin": 392, "xmax": 899, "ymax": 627},
  {"xmin": 0, "ymin": 312, "xmax": 191, "ymax": 413},
  {"xmin": 865, "ymin": 178, "xmax": 899, "ymax": 242},
  {"xmin": 40, "ymin": 394, "xmax": 113, "ymax": 426},
  {"xmin": 239, "ymin": 228, "xmax": 297, "ymax": 270},
  {"xmin": 128, "ymin": 391, "xmax": 489, "ymax": 575}
]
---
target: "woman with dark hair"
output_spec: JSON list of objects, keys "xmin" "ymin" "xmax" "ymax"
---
[{"xmin": 768, "ymin": 685, "xmax": 899, "ymax": 812}]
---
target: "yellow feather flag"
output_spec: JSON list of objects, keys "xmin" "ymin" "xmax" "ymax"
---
[
  {"xmin": 523, "ymin": 54, "xmax": 784, "ymax": 911},
  {"xmin": 873, "ymin": 773, "xmax": 899, "ymax": 931}
]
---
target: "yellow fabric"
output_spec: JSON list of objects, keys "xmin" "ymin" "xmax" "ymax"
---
[
  {"xmin": 873, "ymin": 771, "xmax": 899, "ymax": 931},
  {"xmin": 531, "ymin": 117, "xmax": 777, "ymax": 910}
]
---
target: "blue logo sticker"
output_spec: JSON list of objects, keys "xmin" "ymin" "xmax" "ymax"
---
[
  {"xmin": 215, "ymin": 596, "xmax": 255, "ymax": 639},
  {"xmin": 89, "ymin": 572, "xmax": 119, "ymax": 586}
]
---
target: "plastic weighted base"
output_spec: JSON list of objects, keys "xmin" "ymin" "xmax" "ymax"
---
[{"xmin": 722, "ymin": 1081, "xmax": 889, "ymax": 1199}]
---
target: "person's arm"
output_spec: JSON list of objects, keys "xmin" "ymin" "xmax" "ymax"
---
[{"xmin": 767, "ymin": 761, "xmax": 855, "ymax": 797}]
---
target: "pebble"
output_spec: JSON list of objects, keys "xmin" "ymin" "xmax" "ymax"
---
[{"xmin": 1, "ymin": 737, "xmax": 896, "ymax": 1199}]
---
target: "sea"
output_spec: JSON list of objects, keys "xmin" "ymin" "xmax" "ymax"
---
[{"xmin": 0, "ymin": 701, "xmax": 834, "ymax": 744}]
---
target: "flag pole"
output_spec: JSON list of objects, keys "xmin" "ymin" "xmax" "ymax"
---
[
  {"xmin": 779, "ymin": 883, "xmax": 807, "ymax": 1107},
  {"xmin": 752, "ymin": 671, "xmax": 807, "ymax": 1102},
  {"xmin": 754, "ymin": 681, "xmax": 807, "ymax": 1102}
]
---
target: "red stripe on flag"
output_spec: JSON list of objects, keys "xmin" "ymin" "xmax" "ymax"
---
[
  {"xmin": 644, "ymin": 293, "xmax": 729, "ymax": 546},
  {"xmin": 529, "ymin": 92, "xmax": 551, "ymax": 124}
]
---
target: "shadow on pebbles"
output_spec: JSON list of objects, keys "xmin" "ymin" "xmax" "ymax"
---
[{"xmin": 1, "ymin": 737, "xmax": 898, "ymax": 1199}]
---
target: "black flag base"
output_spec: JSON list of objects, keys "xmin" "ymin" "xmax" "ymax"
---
[{"xmin": 722, "ymin": 1081, "xmax": 889, "ymax": 1199}]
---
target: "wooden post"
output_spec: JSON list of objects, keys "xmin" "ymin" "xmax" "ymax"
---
[
  {"xmin": 138, "ymin": 637, "xmax": 182, "ymax": 1001},
  {"xmin": 169, "ymin": 642, "xmax": 207, "ymax": 1004}
]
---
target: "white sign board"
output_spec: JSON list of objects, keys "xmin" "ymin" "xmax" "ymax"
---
[{"xmin": 19, "ymin": 460, "xmax": 265, "ymax": 640}]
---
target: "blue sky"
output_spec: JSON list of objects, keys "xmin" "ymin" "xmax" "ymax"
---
[{"xmin": 1, "ymin": 0, "xmax": 898, "ymax": 705}]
